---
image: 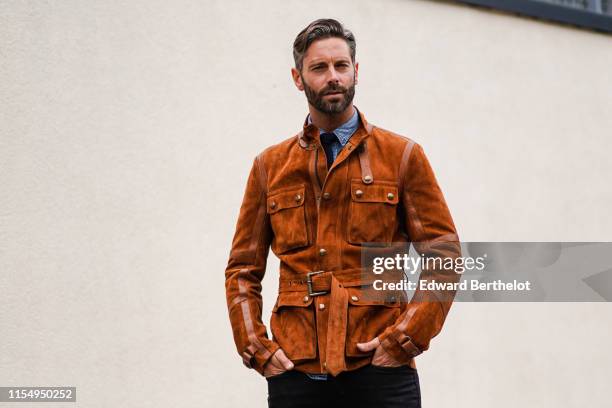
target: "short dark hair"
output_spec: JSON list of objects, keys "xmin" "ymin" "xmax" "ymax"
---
[{"xmin": 292, "ymin": 19, "xmax": 356, "ymax": 72}]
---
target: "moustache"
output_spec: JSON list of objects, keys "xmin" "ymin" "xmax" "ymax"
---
[{"xmin": 322, "ymin": 86, "xmax": 347, "ymax": 95}]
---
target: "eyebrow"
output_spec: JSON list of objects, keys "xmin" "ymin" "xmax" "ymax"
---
[{"xmin": 308, "ymin": 59, "xmax": 351, "ymax": 68}]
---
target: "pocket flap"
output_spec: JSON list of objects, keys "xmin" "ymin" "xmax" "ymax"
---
[
  {"xmin": 350, "ymin": 180, "xmax": 399, "ymax": 204},
  {"xmin": 267, "ymin": 185, "xmax": 306, "ymax": 214},
  {"xmin": 273, "ymin": 291, "xmax": 314, "ymax": 311},
  {"xmin": 346, "ymin": 287, "xmax": 400, "ymax": 307}
]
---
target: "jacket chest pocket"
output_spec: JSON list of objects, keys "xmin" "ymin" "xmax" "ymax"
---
[
  {"xmin": 346, "ymin": 179, "xmax": 399, "ymax": 245},
  {"xmin": 270, "ymin": 292, "xmax": 317, "ymax": 361},
  {"xmin": 267, "ymin": 185, "xmax": 310, "ymax": 253},
  {"xmin": 345, "ymin": 288, "xmax": 401, "ymax": 357}
]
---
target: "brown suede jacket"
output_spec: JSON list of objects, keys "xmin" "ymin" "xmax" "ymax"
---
[{"xmin": 224, "ymin": 107, "xmax": 460, "ymax": 377}]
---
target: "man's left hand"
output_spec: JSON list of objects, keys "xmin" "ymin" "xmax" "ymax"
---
[{"xmin": 356, "ymin": 337, "xmax": 404, "ymax": 367}]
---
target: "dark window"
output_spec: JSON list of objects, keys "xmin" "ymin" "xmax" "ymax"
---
[{"xmin": 457, "ymin": 0, "xmax": 612, "ymax": 32}]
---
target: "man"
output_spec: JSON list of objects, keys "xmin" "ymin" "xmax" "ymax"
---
[{"xmin": 224, "ymin": 19, "xmax": 460, "ymax": 408}]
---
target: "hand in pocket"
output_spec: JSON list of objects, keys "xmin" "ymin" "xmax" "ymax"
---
[
  {"xmin": 357, "ymin": 336, "xmax": 405, "ymax": 368},
  {"xmin": 263, "ymin": 348, "xmax": 295, "ymax": 378}
]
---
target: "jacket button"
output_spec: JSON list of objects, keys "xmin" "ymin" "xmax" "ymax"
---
[
  {"xmin": 351, "ymin": 295, "xmax": 359, "ymax": 302},
  {"xmin": 355, "ymin": 189, "xmax": 363, "ymax": 198},
  {"xmin": 295, "ymin": 194, "xmax": 302, "ymax": 202},
  {"xmin": 303, "ymin": 296, "xmax": 309, "ymax": 303},
  {"xmin": 323, "ymin": 192, "xmax": 331, "ymax": 200},
  {"xmin": 270, "ymin": 201, "xmax": 277, "ymax": 209},
  {"xmin": 319, "ymin": 303, "xmax": 325, "ymax": 310},
  {"xmin": 387, "ymin": 192, "xmax": 395, "ymax": 200},
  {"xmin": 319, "ymin": 248, "xmax": 327, "ymax": 256},
  {"xmin": 363, "ymin": 175, "xmax": 373, "ymax": 184}
]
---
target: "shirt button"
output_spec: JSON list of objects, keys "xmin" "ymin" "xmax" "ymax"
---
[
  {"xmin": 303, "ymin": 296, "xmax": 309, "ymax": 303},
  {"xmin": 351, "ymin": 295, "xmax": 359, "ymax": 302},
  {"xmin": 387, "ymin": 192, "xmax": 395, "ymax": 200},
  {"xmin": 319, "ymin": 248, "xmax": 327, "ymax": 257},
  {"xmin": 295, "ymin": 193, "xmax": 302, "ymax": 202},
  {"xmin": 323, "ymin": 192, "xmax": 331, "ymax": 200},
  {"xmin": 270, "ymin": 201, "xmax": 277, "ymax": 209},
  {"xmin": 319, "ymin": 303, "xmax": 325, "ymax": 310},
  {"xmin": 363, "ymin": 175, "xmax": 373, "ymax": 184},
  {"xmin": 355, "ymin": 189, "xmax": 364, "ymax": 198}
]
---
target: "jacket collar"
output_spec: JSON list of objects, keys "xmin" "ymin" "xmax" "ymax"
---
[{"xmin": 298, "ymin": 106, "xmax": 372, "ymax": 150}]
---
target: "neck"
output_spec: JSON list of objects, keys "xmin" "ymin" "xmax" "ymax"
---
[{"xmin": 308, "ymin": 104, "xmax": 355, "ymax": 133}]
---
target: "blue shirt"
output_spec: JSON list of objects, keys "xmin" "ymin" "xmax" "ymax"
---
[{"xmin": 307, "ymin": 107, "xmax": 360, "ymax": 165}]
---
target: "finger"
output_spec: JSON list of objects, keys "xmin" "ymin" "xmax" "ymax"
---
[
  {"xmin": 356, "ymin": 337, "xmax": 380, "ymax": 352},
  {"xmin": 265, "ymin": 363, "xmax": 286, "ymax": 377},
  {"xmin": 372, "ymin": 344, "xmax": 403, "ymax": 367},
  {"xmin": 266, "ymin": 353, "xmax": 284, "ymax": 370},
  {"xmin": 264, "ymin": 355, "xmax": 284, "ymax": 377},
  {"xmin": 371, "ymin": 346, "xmax": 386, "ymax": 365},
  {"xmin": 274, "ymin": 349, "xmax": 294, "ymax": 370}
]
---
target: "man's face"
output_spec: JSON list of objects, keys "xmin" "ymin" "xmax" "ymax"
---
[{"xmin": 292, "ymin": 37, "xmax": 358, "ymax": 114}]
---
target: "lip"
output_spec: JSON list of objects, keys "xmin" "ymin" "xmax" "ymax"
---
[{"xmin": 325, "ymin": 92, "xmax": 343, "ymax": 96}]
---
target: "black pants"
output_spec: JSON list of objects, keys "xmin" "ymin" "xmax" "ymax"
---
[{"xmin": 266, "ymin": 364, "xmax": 421, "ymax": 408}]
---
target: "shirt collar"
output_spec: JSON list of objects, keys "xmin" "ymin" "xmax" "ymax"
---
[{"xmin": 306, "ymin": 107, "xmax": 360, "ymax": 147}]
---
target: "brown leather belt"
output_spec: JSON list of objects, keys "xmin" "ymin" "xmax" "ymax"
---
[{"xmin": 278, "ymin": 268, "xmax": 375, "ymax": 295}]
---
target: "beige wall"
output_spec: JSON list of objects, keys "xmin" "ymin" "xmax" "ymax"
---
[{"xmin": 1, "ymin": 0, "xmax": 611, "ymax": 407}]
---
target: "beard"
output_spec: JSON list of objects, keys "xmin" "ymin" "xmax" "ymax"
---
[{"xmin": 301, "ymin": 75, "xmax": 356, "ymax": 115}]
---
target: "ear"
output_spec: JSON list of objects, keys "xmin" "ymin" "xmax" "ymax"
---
[
  {"xmin": 354, "ymin": 62, "xmax": 359, "ymax": 86},
  {"xmin": 291, "ymin": 67, "xmax": 304, "ymax": 91}
]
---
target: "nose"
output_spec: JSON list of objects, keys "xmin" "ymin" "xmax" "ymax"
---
[{"xmin": 327, "ymin": 66, "xmax": 340, "ymax": 83}]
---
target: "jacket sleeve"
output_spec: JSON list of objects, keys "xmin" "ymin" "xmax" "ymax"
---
[
  {"xmin": 377, "ymin": 142, "xmax": 462, "ymax": 362},
  {"xmin": 225, "ymin": 153, "xmax": 280, "ymax": 375}
]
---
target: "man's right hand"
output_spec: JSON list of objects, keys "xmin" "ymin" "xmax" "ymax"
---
[{"xmin": 263, "ymin": 348, "xmax": 294, "ymax": 378}]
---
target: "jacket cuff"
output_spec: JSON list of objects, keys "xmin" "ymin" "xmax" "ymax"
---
[
  {"xmin": 241, "ymin": 338, "xmax": 280, "ymax": 376},
  {"xmin": 378, "ymin": 328, "xmax": 422, "ymax": 363}
]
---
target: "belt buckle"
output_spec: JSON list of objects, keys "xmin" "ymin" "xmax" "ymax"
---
[{"xmin": 306, "ymin": 270, "xmax": 328, "ymax": 297}]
